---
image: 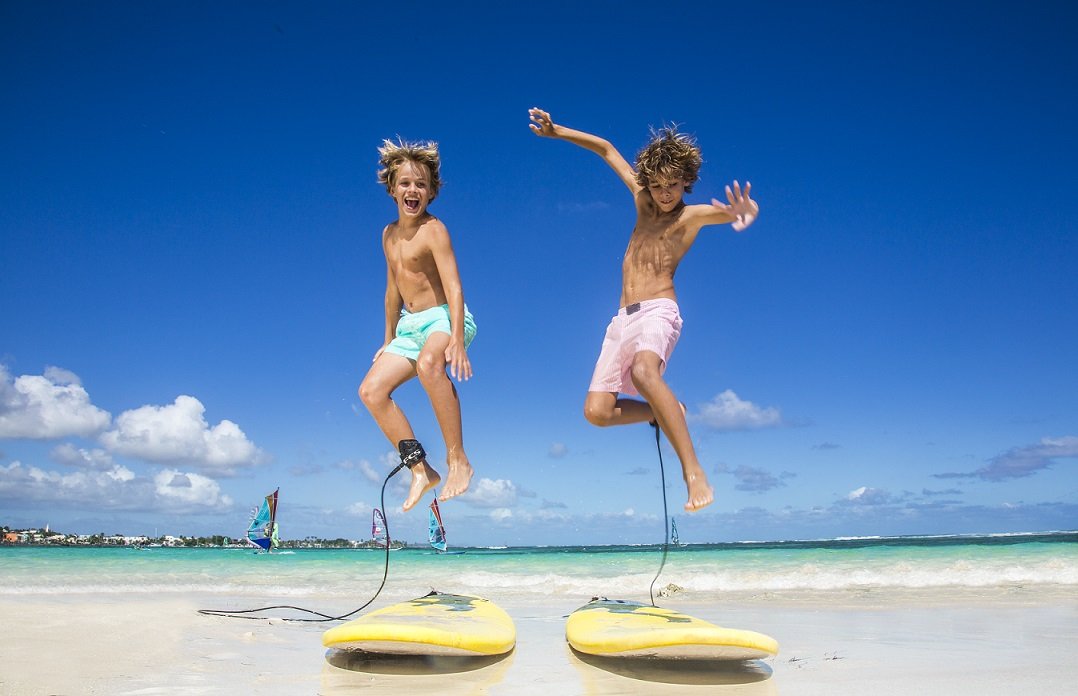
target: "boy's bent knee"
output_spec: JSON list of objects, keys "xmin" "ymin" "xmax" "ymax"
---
[
  {"xmin": 584, "ymin": 401, "xmax": 613, "ymax": 427},
  {"xmin": 416, "ymin": 352, "xmax": 447, "ymax": 382},
  {"xmin": 629, "ymin": 361, "xmax": 662, "ymax": 393},
  {"xmin": 358, "ymin": 380, "xmax": 381, "ymax": 407}
]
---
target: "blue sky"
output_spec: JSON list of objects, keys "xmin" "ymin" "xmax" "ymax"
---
[{"xmin": 2, "ymin": 1, "xmax": 1076, "ymax": 546}]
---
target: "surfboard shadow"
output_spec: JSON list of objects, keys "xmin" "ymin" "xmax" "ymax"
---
[
  {"xmin": 324, "ymin": 647, "xmax": 514, "ymax": 676},
  {"xmin": 570, "ymin": 647, "xmax": 774, "ymax": 686}
]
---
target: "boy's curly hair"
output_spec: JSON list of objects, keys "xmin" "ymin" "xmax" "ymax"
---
[
  {"xmin": 634, "ymin": 125, "xmax": 702, "ymax": 192},
  {"xmin": 377, "ymin": 137, "xmax": 442, "ymax": 201}
]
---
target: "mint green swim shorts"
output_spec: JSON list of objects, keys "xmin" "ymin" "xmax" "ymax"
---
[{"xmin": 384, "ymin": 304, "xmax": 477, "ymax": 362}]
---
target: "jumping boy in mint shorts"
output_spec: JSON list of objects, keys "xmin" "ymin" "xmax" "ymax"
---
[
  {"xmin": 529, "ymin": 108, "xmax": 759, "ymax": 512},
  {"xmin": 358, "ymin": 138, "xmax": 477, "ymax": 511}
]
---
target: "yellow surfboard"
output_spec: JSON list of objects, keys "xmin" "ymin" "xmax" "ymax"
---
[
  {"xmin": 322, "ymin": 592, "xmax": 516, "ymax": 657},
  {"xmin": 566, "ymin": 598, "xmax": 778, "ymax": 660}
]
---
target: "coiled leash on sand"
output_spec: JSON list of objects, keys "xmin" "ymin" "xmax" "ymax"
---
[{"xmin": 198, "ymin": 439, "xmax": 426, "ymax": 623}]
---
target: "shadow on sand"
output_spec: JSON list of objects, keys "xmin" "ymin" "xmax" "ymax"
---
[
  {"xmin": 570, "ymin": 647, "xmax": 774, "ymax": 687},
  {"xmin": 321, "ymin": 648, "xmax": 515, "ymax": 695},
  {"xmin": 324, "ymin": 647, "xmax": 513, "ymax": 676}
]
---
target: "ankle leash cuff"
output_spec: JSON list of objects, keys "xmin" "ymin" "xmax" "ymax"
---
[{"xmin": 398, "ymin": 439, "xmax": 426, "ymax": 469}]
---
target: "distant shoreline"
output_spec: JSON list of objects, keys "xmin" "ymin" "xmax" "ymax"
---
[
  {"xmin": 0, "ymin": 539, "xmax": 411, "ymax": 550},
  {"xmin": 3, "ymin": 528, "xmax": 1075, "ymax": 550}
]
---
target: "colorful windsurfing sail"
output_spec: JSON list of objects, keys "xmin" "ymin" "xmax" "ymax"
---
[
  {"xmin": 247, "ymin": 488, "xmax": 279, "ymax": 552},
  {"xmin": 428, "ymin": 498, "xmax": 448, "ymax": 553},
  {"xmin": 372, "ymin": 508, "xmax": 389, "ymax": 548}
]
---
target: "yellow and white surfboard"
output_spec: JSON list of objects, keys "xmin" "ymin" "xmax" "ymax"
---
[
  {"xmin": 322, "ymin": 592, "xmax": 516, "ymax": 657},
  {"xmin": 566, "ymin": 598, "xmax": 778, "ymax": 660}
]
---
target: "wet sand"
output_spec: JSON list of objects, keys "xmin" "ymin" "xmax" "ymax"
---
[{"xmin": 1, "ymin": 588, "xmax": 1075, "ymax": 695}]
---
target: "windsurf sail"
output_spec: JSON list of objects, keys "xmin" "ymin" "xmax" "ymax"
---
[
  {"xmin": 246, "ymin": 488, "xmax": 279, "ymax": 552},
  {"xmin": 428, "ymin": 498, "xmax": 447, "ymax": 553},
  {"xmin": 372, "ymin": 508, "xmax": 389, "ymax": 548},
  {"xmin": 671, "ymin": 517, "xmax": 681, "ymax": 547}
]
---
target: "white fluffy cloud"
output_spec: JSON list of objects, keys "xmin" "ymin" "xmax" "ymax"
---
[
  {"xmin": 0, "ymin": 459, "xmax": 133, "ymax": 504},
  {"xmin": 100, "ymin": 395, "xmax": 265, "ymax": 474},
  {"xmin": 153, "ymin": 469, "xmax": 233, "ymax": 507},
  {"xmin": 460, "ymin": 478, "xmax": 518, "ymax": 508},
  {"xmin": 693, "ymin": 390, "xmax": 782, "ymax": 431},
  {"xmin": 50, "ymin": 443, "xmax": 115, "ymax": 470},
  {"xmin": 844, "ymin": 486, "xmax": 893, "ymax": 506},
  {"xmin": 1, "ymin": 367, "xmax": 264, "ymax": 479},
  {"xmin": 0, "ymin": 459, "xmax": 233, "ymax": 512},
  {"xmin": 490, "ymin": 508, "xmax": 513, "ymax": 523},
  {"xmin": 0, "ymin": 366, "xmax": 111, "ymax": 439}
]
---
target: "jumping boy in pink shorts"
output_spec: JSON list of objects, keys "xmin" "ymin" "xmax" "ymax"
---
[
  {"xmin": 529, "ymin": 108, "xmax": 759, "ymax": 512},
  {"xmin": 358, "ymin": 138, "xmax": 477, "ymax": 511}
]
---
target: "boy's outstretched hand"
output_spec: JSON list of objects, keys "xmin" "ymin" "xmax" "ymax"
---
[
  {"xmin": 528, "ymin": 107, "xmax": 556, "ymax": 137},
  {"xmin": 711, "ymin": 180, "xmax": 758, "ymax": 232}
]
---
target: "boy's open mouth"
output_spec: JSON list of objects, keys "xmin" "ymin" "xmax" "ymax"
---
[{"xmin": 403, "ymin": 197, "xmax": 421, "ymax": 213}]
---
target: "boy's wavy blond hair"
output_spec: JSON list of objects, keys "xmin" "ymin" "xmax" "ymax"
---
[
  {"xmin": 377, "ymin": 137, "xmax": 442, "ymax": 201},
  {"xmin": 634, "ymin": 125, "xmax": 702, "ymax": 192}
]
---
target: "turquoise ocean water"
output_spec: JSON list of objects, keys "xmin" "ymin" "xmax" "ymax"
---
[{"xmin": 3, "ymin": 532, "xmax": 1075, "ymax": 603}]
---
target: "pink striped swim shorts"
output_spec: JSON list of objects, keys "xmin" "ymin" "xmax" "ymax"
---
[{"xmin": 588, "ymin": 298, "xmax": 683, "ymax": 396}]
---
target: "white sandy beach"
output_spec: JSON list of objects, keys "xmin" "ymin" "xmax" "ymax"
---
[{"xmin": 2, "ymin": 587, "xmax": 1075, "ymax": 695}]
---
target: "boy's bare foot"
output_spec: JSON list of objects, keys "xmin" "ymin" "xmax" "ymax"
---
[
  {"xmin": 403, "ymin": 462, "xmax": 441, "ymax": 512},
  {"xmin": 439, "ymin": 455, "xmax": 473, "ymax": 502},
  {"xmin": 684, "ymin": 471, "xmax": 714, "ymax": 512}
]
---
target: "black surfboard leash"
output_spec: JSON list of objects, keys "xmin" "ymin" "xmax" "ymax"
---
[
  {"xmin": 197, "ymin": 461, "xmax": 408, "ymax": 623},
  {"xmin": 648, "ymin": 421, "xmax": 671, "ymax": 607}
]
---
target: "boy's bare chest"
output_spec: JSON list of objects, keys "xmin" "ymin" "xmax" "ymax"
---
[
  {"xmin": 387, "ymin": 235, "xmax": 433, "ymax": 272},
  {"xmin": 626, "ymin": 220, "xmax": 689, "ymax": 259}
]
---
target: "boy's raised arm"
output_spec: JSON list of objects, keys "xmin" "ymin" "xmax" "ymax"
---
[
  {"xmin": 529, "ymin": 107, "xmax": 639, "ymax": 195},
  {"xmin": 686, "ymin": 180, "xmax": 760, "ymax": 232}
]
